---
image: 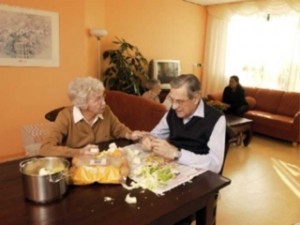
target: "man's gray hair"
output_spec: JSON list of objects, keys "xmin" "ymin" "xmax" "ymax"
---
[
  {"xmin": 170, "ymin": 74, "xmax": 201, "ymax": 99},
  {"xmin": 67, "ymin": 76, "xmax": 104, "ymax": 109}
]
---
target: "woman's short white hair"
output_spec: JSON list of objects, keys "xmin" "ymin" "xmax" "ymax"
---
[{"xmin": 67, "ymin": 76, "xmax": 104, "ymax": 109}]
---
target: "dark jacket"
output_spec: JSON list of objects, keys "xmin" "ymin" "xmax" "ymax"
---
[{"xmin": 222, "ymin": 85, "xmax": 248, "ymax": 112}]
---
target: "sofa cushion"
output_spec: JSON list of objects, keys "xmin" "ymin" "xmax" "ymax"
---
[
  {"xmin": 277, "ymin": 92, "xmax": 300, "ymax": 117},
  {"xmin": 245, "ymin": 96, "xmax": 256, "ymax": 109},
  {"xmin": 245, "ymin": 110, "xmax": 294, "ymax": 131},
  {"xmin": 244, "ymin": 87, "xmax": 258, "ymax": 98},
  {"xmin": 254, "ymin": 89, "xmax": 284, "ymax": 113}
]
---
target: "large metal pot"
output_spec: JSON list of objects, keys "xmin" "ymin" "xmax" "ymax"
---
[{"xmin": 19, "ymin": 157, "xmax": 70, "ymax": 203}]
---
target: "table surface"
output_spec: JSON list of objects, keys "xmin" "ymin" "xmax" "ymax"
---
[
  {"xmin": 0, "ymin": 147, "xmax": 230, "ymax": 225},
  {"xmin": 225, "ymin": 114, "xmax": 253, "ymax": 127}
]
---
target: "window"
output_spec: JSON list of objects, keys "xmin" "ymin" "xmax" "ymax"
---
[{"xmin": 225, "ymin": 12, "xmax": 300, "ymax": 91}]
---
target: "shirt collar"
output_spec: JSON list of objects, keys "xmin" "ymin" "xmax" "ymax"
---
[
  {"xmin": 73, "ymin": 106, "xmax": 104, "ymax": 124},
  {"xmin": 183, "ymin": 99, "xmax": 204, "ymax": 123},
  {"xmin": 196, "ymin": 99, "xmax": 205, "ymax": 117},
  {"xmin": 190, "ymin": 99, "xmax": 204, "ymax": 117}
]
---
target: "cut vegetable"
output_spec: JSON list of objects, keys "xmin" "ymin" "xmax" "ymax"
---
[
  {"xmin": 104, "ymin": 196, "xmax": 113, "ymax": 202},
  {"xmin": 125, "ymin": 193, "xmax": 137, "ymax": 204},
  {"xmin": 134, "ymin": 162, "xmax": 175, "ymax": 190}
]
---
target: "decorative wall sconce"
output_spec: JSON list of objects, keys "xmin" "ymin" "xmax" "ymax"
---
[
  {"xmin": 90, "ymin": 28, "xmax": 108, "ymax": 40},
  {"xmin": 90, "ymin": 28, "xmax": 108, "ymax": 77}
]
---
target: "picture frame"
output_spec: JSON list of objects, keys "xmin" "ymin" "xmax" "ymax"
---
[
  {"xmin": 0, "ymin": 4, "xmax": 59, "ymax": 67},
  {"xmin": 150, "ymin": 59, "xmax": 181, "ymax": 89}
]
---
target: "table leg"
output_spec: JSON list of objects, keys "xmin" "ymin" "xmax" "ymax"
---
[
  {"xmin": 243, "ymin": 128, "xmax": 252, "ymax": 146},
  {"xmin": 195, "ymin": 193, "xmax": 218, "ymax": 225}
]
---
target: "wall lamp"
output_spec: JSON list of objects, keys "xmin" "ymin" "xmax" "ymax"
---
[
  {"xmin": 90, "ymin": 28, "xmax": 108, "ymax": 77},
  {"xmin": 90, "ymin": 28, "xmax": 108, "ymax": 40}
]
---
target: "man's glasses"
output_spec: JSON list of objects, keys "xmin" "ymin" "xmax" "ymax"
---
[{"xmin": 167, "ymin": 95, "xmax": 191, "ymax": 106}]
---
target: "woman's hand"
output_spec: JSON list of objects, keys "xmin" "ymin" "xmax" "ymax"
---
[
  {"xmin": 126, "ymin": 131, "xmax": 149, "ymax": 141},
  {"xmin": 140, "ymin": 135, "xmax": 154, "ymax": 151},
  {"xmin": 79, "ymin": 144, "xmax": 99, "ymax": 155}
]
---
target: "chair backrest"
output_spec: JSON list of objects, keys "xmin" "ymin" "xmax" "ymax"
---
[{"xmin": 45, "ymin": 106, "xmax": 65, "ymax": 122}]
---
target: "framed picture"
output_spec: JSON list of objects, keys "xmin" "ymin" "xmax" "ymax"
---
[
  {"xmin": 0, "ymin": 4, "xmax": 59, "ymax": 67},
  {"xmin": 150, "ymin": 59, "xmax": 181, "ymax": 89}
]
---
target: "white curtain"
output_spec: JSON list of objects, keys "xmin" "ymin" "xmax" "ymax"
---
[{"xmin": 202, "ymin": 0, "xmax": 300, "ymax": 95}]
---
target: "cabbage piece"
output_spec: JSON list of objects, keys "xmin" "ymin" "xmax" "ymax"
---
[
  {"xmin": 104, "ymin": 196, "xmax": 114, "ymax": 202},
  {"xmin": 134, "ymin": 163, "xmax": 175, "ymax": 190},
  {"xmin": 125, "ymin": 193, "xmax": 137, "ymax": 204}
]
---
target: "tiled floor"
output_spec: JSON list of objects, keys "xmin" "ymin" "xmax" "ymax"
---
[{"xmin": 216, "ymin": 134, "xmax": 300, "ymax": 225}]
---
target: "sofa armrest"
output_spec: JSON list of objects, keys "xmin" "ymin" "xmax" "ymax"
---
[
  {"xmin": 292, "ymin": 111, "xmax": 300, "ymax": 141},
  {"xmin": 293, "ymin": 111, "xmax": 300, "ymax": 125}
]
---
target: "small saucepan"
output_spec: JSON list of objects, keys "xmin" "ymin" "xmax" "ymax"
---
[{"xmin": 19, "ymin": 157, "xmax": 70, "ymax": 203}]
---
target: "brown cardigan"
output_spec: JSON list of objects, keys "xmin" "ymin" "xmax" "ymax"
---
[{"xmin": 40, "ymin": 106, "xmax": 131, "ymax": 157}]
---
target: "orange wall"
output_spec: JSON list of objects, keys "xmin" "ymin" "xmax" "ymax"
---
[
  {"xmin": 0, "ymin": 0, "xmax": 103, "ymax": 160},
  {"xmin": 103, "ymin": 0, "xmax": 206, "ymax": 77},
  {"xmin": 0, "ymin": 0, "xmax": 206, "ymax": 160}
]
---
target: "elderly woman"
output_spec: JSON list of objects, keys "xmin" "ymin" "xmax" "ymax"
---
[{"xmin": 40, "ymin": 76, "xmax": 145, "ymax": 157}]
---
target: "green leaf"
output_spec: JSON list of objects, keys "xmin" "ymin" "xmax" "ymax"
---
[{"xmin": 102, "ymin": 37, "xmax": 148, "ymax": 95}]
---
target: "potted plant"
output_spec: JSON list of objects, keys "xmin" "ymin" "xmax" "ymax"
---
[{"xmin": 102, "ymin": 37, "xmax": 149, "ymax": 95}]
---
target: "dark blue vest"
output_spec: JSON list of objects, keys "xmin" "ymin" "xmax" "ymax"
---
[{"xmin": 167, "ymin": 102, "xmax": 222, "ymax": 154}]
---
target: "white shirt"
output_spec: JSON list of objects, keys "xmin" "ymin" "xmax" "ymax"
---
[
  {"xmin": 73, "ymin": 106, "xmax": 103, "ymax": 125},
  {"xmin": 151, "ymin": 100, "xmax": 226, "ymax": 173}
]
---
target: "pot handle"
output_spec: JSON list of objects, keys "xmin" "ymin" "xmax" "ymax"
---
[{"xmin": 49, "ymin": 172, "xmax": 69, "ymax": 183}]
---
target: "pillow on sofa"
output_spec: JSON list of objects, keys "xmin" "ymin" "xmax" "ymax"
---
[
  {"xmin": 245, "ymin": 96, "xmax": 256, "ymax": 109},
  {"xmin": 207, "ymin": 93, "xmax": 222, "ymax": 101}
]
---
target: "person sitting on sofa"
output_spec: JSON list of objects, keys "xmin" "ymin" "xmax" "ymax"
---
[
  {"xmin": 222, "ymin": 75, "xmax": 249, "ymax": 116},
  {"xmin": 142, "ymin": 78, "xmax": 172, "ymax": 109},
  {"xmin": 142, "ymin": 79, "xmax": 162, "ymax": 103},
  {"xmin": 40, "ymin": 76, "xmax": 145, "ymax": 158}
]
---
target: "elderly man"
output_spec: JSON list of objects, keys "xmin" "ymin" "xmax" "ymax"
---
[
  {"xmin": 141, "ymin": 74, "xmax": 226, "ymax": 225},
  {"xmin": 141, "ymin": 74, "xmax": 226, "ymax": 174}
]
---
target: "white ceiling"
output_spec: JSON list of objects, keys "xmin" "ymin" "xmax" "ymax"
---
[{"xmin": 184, "ymin": 0, "xmax": 249, "ymax": 6}]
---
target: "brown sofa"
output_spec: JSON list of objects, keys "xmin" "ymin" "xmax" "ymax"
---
[
  {"xmin": 45, "ymin": 90, "xmax": 167, "ymax": 132},
  {"xmin": 105, "ymin": 90, "xmax": 167, "ymax": 131},
  {"xmin": 207, "ymin": 87, "xmax": 300, "ymax": 145}
]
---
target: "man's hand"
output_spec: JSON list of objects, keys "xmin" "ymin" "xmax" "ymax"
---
[
  {"xmin": 223, "ymin": 103, "xmax": 230, "ymax": 109},
  {"xmin": 151, "ymin": 139, "xmax": 179, "ymax": 160}
]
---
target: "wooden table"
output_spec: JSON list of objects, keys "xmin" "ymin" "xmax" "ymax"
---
[
  {"xmin": 0, "ymin": 153, "xmax": 230, "ymax": 225},
  {"xmin": 226, "ymin": 114, "xmax": 253, "ymax": 146}
]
